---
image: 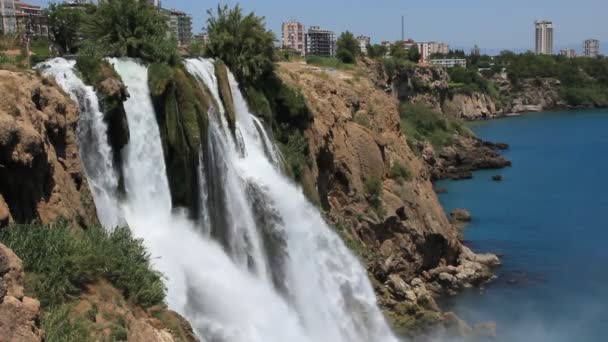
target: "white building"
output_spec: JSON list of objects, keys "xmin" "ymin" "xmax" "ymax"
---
[
  {"xmin": 0, "ymin": 0, "xmax": 16, "ymax": 34},
  {"xmin": 583, "ymin": 39, "xmax": 600, "ymax": 58},
  {"xmin": 356, "ymin": 35, "xmax": 370, "ymax": 55},
  {"xmin": 535, "ymin": 20, "xmax": 554, "ymax": 55},
  {"xmin": 559, "ymin": 49, "xmax": 576, "ymax": 58},
  {"xmin": 417, "ymin": 42, "xmax": 430, "ymax": 63},
  {"xmin": 427, "ymin": 42, "xmax": 449, "ymax": 56},
  {"xmin": 430, "ymin": 58, "xmax": 466, "ymax": 68}
]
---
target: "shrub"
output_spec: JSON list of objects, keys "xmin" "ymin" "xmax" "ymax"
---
[
  {"xmin": 399, "ymin": 102, "xmax": 470, "ymax": 148},
  {"xmin": 0, "ymin": 221, "xmax": 166, "ymax": 309},
  {"xmin": 364, "ymin": 177, "xmax": 384, "ymax": 214},
  {"xmin": 306, "ymin": 56, "xmax": 355, "ymax": 70},
  {"xmin": 279, "ymin": 130, "xmax": 309, "ymax": 181},
  {"xmin": 390, "ymin": 162, "xmax": 413, "ymax": 184},
  {"xmin": 42, "ymin": 305, "xmax": 90, "ymax": 342}
]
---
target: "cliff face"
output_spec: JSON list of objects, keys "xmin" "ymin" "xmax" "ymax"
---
[
  {"xmin": 0, "ymin": 70, "xmax": 98, "ymax": 227},
  {"xmin": 388, "ymin": 63, "xmax": 568, "ymax": 120},
  {"xmin": 277, "ymin": 62, "xmax": 499, "ymax": 337}
]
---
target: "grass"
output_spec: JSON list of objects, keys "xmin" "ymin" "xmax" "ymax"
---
[
  {"xmin": 306, "ymin": 55, "xmax": 355, "ymax": 70},
  {"xmin": 0, "ymin": 221, "xmax": 166, "ymax": 309},
  {"xmin": 279, "ymin": 130, "xmax": 310, "ymax": 182},
  {"xmin": 42, "ymin": 304, "xmax": 91, "ymax": 342},
  {"xmin": 399, "ymin": 102, "xmax": 471, "ymax": 148}
]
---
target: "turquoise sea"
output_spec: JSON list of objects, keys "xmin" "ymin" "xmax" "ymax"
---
[{"xmin": 436, "ymin": 110, "xmax": 608, "ymax": 341}]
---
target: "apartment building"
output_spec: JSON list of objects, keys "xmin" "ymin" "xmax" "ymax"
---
[
  {"xmin": 0, "ymin": 0, "xmax": 16, "ymax": 34},
  {"xmin": 559, "ymin": 48, "xmax": 576, "ymax": 58},
  {"xmin": 305, "ymin": 26, "xmax": 336, "ymax": 57},
  {"xmin": 584, "ymin": 39, "xmax": 600, "ymax": 58},
  {"xmin": 162, "ymin": 9, "xmax": 192, "ymax": 46},
  {"xmin": 535, "ymin": 20, "xmax": 554, "ymax": 55},
  {"xmin": 15, "ymin": 1, "xmax": 48, "ymax": 37},
  {"xmin": 427, "ymin": 41, "xmax": 449, "ymax": 56},
  {"xmin": 281, "ymin": 20, "xmax": 305, "ymax": 56},
  {"xmin": 430, "ymin": 58, "xmax": 466, "ymax": 68}
]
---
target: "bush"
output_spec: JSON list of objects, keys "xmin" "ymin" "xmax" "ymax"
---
[
  {"xmin": 399, "ymin": 102, "xmax": 470, "ymax": 148},
  {"xmin": 42, "ymin": 305, "xmax": 90, "ymax": 342},
  {"xmin": 306, "ymin": 56, "xmax": 355, "ymax": 70},
  {"xmin": 390, "ymin": 163, "xmax": 413, "ymax": 184},
  {"xmin": 364, "ymin": 177, "xmax": 384, "ymax": 213},
  {"xmin": 279, "ymin": 130, "xmax": 309, "ymax": 181},
  {"xmin": 0, "ymin": 221, "xmax": 166, "ymax": 309}
]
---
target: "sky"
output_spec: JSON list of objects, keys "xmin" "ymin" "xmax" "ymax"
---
[{"xmin": 30, "ymin": 0, "xmax": 608, "ymax": 53}]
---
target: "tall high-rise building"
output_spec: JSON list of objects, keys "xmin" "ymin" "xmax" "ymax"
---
[
  {"xmin": 305, "ymin": 26, "xmax": 336, "ymax": 57},
  {"xmin": 0, "ymin": 0, "xmax": 17, "ymax": 34},
  {"xmin": 584, "ymin": 39, "xmax": 600, "ymax": 57},
  {"xmin": 281, "ymin": 20, "xmax": 305, "ymax": 56},
  {"xmin": 535, "ymin": 20, "xmax": 554, "ymax": 55},
  {"xmin": 559, "ymin": 49, "xmax": 577, "ymax": 58}
]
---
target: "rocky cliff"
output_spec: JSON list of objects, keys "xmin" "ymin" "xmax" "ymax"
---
[
  {"xmin": 277, "ymin": 62, "xmax": 499, "ymax": 338},
  {"xmin": 385, "ymin": 62, "xmax": 569, "ymax": 120},
  {"xmin": 0, "ymin": 70, "xmax": 98, "ymax": 227}
]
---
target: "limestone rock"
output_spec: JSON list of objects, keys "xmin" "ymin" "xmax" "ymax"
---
[
  {"xmin": 0, "ymin": 70, "xmax": 98, "ymax": 227},
  {"xmin": 450, "ymin": 208, "xmax": 472, "ymax": 223},
  {"xmin": 0, "ymin": 195, "xmax": 9, "ymax": 227},
  {"xmin": 0, "ymin": 244, "xmax": 43, "ymax": 342}
]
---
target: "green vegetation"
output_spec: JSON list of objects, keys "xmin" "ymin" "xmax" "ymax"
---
[
  {"xmin": 367, "ymin": 44, "xmax": 388, "ymax": 59},
  {"xmin": 364, "ymin": 177, "xmax": 384, "ymax": 216},
  {"xmin": 0, "ymin": 221, "xmax": 166, "ymax": 309},
  {"xmin": 47, "ymin": 2, "xmax": 90, "ymax": 54},
  {"xmin": 205, "ymin": 4, "xmax": 275, "ymax": 87},
  {"xmin": 278, "ymin": 130, "xmax": 309, "ymax": 181},
  {"xmin": 336, "ymin": 31, "xmax": 359, "ymax": 64},
  {"xmin": 81, "ymin": 0, "xmax": 178, "ymax": 64},
  {"xmin": 407, "ymin": 45, "xmax": 421, "ymax": 63},
  {"xmin": 305, "ymin": 55, "xmax": 355, "ymax": 70},
  {"xmin": 385, "ymin": 302, "xmax": 443, "ymax": 336},
  {"xmin": 447, "ymin": 66, "xmax": 498, "ymax": 96},
  {"xmin": 399, "ymin": 103, "xmax": 471, "ymax": 148},
  {"xmin": 42, "ymin": 305, "xmax": 90, "ymax": 342},
  {"xmin": 390, "ymin": 162, "xmax": 413, "ymax": 184}
]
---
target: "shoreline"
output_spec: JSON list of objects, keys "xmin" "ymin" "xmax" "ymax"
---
[{"xmin": 463, "ymin": 105, "xmax": 608, "ymax": 122}]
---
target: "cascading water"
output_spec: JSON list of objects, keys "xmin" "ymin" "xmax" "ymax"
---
[
  {"xmin": 45, "ymin": 57, "xmax": 397, "ymax": 342},
  {"xmin": 38, "ymin": 58, "xmax": 124, "ymax": 229}
]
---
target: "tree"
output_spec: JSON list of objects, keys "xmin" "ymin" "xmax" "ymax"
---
[
  {"xmin": 205, "ymin": 5, "xmax": 276, "ymax": 86},
  {"xmin": 390, "ymin": 43, "xmax": 408, "ymax": 59},
  {"xmin": 336, "ymin": 31, "xmax": 358, "ymax": 64},
  {"xmin": 47, "ymin": 2, "xmax": 88, "ymax": 54},
  {"xmin": 188, "ymin": 41, "xmax": 204, "ymax": 56},
  {"xmin": 82, "ymin": 0, "xmax": 178, "ymax": 64},
  {"xmin": 367, "ymin": 44, "xmax": 388, "ymax": 58},
  {"xmin": 408, "ymin": 45, "xmax": 421, "ymax": 63}
]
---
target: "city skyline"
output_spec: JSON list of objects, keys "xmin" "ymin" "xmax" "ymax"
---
[{"xmin": 23, "ymin": 0, "xmax": 608, "ymax": 54}]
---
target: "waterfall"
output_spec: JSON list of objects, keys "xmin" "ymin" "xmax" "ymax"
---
[
  {"xmin": 37, "ymin": 58, "xmax": 124, "ymax": 229},
  {"xmin": 45, "ymin": 57, "xmax": 397, "ymax": 342}
]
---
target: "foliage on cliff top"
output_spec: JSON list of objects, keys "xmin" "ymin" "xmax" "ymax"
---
[
  {"xmin": 47, "ymin": 2, "xmax": 92, "ymax": 55},
  {"xmin": 336, "ymin": 31, "xmax": 359, "ymax": 64},
  {"xmin": 81, "ymin": 0, "xmax": 179, "ymax": 64},
  {"xmin": 205, "ymin": 4, "xmax": 275, "ymax": 87},
  {"xmin": 0, "ymin": 221, "xmax": 166, "ymax": 309},
  {"xmin": 400, "ymin": 102, "xmax": 471, "ymax": 148}
]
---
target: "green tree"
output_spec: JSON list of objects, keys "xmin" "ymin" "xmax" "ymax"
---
[
  {"xmin": 336, "ymin": 31, "xmax": 358, "ymax": 64},
  {"xmin": 205, "ymin": 4, "xmax": 276, "ymax": 86},
  {"xmin": 188, "ymin": 41, "xmax": 204, "ymax": 56},
  {"xmin": 408, "ymin": 45, "xmax": 421, "ymax": 63},
  {"xmin": 47, "ymin": 2, "xmax": 88, "ymax": 54},
  {"xmin": 367, "ymin": 44, "xmax": 388, "ymax": 58},
  {"xmin": 390, "ymin": 43, "xmax": 408, "ymax": 59},
  {"xmin": 82, "ymin": 0, "xmax": 178, "ymax": 64}
]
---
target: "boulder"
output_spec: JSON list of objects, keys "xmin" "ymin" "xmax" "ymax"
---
[
  {"xmin": 450, "ymin": 208, "xmax": 472, "ymax": 223},
  {"xmin": 0, "ymin": 195, "xmax": 9, "ymax": 227},
  {"xmin": 492, "ymin": 175, "xmax": 504, "ymax": 181}
]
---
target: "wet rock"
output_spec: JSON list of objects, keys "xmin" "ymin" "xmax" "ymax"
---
[{"xmin": 492, "ymin": 175, "xmax": 504, "ymax": 181}]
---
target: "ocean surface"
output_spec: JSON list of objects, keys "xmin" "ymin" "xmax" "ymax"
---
[{"xmin": 436, "ymin": 110, "xmax": 608, "ymax": 342}]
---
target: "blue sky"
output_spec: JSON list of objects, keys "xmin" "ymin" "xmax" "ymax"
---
[{"xmin": 31, "ymin": 0, "xmax": 607, "ymax": 53}]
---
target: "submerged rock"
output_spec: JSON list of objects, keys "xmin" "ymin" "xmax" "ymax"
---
[
  {"xmin": 492, "ymin": 175, "xmax": 504, "ymax": 181},
  {"xmin": 450, "ymin": 208, "xmax": 472, "ymax": 223}
]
